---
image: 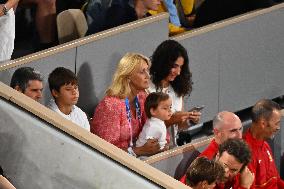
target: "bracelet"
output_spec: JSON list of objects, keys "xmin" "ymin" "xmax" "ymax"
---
[
  {"xmin": 127, "ymin": 147, "xmax": 137, "ymax": 157},
  {"xmin": 1, "ymin": 4, "xmax": 8, "ymax": 15}
]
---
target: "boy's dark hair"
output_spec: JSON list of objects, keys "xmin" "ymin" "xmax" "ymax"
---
[
  {"xmin": 10, "ymin": 67, "xmax": 43, "ymax": 92},
  {"xmin": 144, "ymin": 92, "xmax": 170, "ymax": 118},
  {"xmin": 186, "ymin": 157, "xmax": 224, "ymax": 187},
  {"xmin": 251, "ymin": 99, "xmax": 281, "ymax": 123},
  {"xmin": 219, "ymin": 138, "xmax": 251, "ymax": 171},
  {"xmin": 48, "ymin": 67, "xmax": 78, "ymax": 93}
]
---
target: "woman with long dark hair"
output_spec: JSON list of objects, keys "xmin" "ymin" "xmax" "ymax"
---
[{"xmin": 148, "ymin": 40, "xmax": 201, "ymax": 147}]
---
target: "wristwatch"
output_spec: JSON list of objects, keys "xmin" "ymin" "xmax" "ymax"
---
[{"xmin": 1, "ymin": 4, "xmax": 8, "ymax": 15}]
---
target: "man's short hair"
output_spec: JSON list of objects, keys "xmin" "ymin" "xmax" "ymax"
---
[
  {"xmin": 251, "ymin": 99, "xmax": 281, "ymax": 123},
  {"xmin": 212, "ymin": 112, "xmax": 224, "ymax": 129},
  {"xmin": 144, "ymin": 92, "xmax": 170, "ymax": 118},
  {"xmin": 48, "ymin": 67, "xmax": 78, "ymax": 92},
  {"xmin": 186, "ymin": 157, "xmax": 225, "ymax": 187},
  {"xmin": 10, "ymin": 67, "xmax": 43, "ymax": 92},
  {"xmin": 219, "ymin": 139, "xmax": 251, "ymax": 170}
]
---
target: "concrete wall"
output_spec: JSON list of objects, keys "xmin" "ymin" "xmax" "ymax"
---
[{"xmin": 0, "ymin": 98, "xmax": 163, "ymax": 189}]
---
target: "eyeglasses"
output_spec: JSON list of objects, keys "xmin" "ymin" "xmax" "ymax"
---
[{"xmin": 220, "ymin": 162, "xmax": 240, "ymax": 174}]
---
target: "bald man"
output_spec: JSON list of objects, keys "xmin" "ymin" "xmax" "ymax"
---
[{"xmin": 200, "ymin": 111, "xmax": 243, "ymax": 159}]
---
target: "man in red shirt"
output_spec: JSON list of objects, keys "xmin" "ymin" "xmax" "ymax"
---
[
  {"xmin": 243, "ymin": 99, "xmax": 284, "ymax": 189},
  {"xmin": 200, "ymin": 111, "xmax": 243, "ymax": 159}
]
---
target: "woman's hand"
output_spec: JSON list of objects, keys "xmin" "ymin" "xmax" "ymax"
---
[
  {"xmin": 188, "ymin": 111, "xmax": 201, "ymax": 124},
  {"xmin": 133, "ymin": 139, "xmax": 160, "ymax": 156},
  {"xmin": 165, "ymin": 111, "xmax": 201, "ymax": 126},
  {"xmin": 165, "ymin": 111, "xmax": 190, "ymax": 127},
  {"xmin": 160, "ymin": 143, "xmax": 169, "ymax": 152}
]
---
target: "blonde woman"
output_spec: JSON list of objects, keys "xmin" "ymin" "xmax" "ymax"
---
[{"xmin": 91, "ymin": 53, "xmax": 161, "ymax": 157}]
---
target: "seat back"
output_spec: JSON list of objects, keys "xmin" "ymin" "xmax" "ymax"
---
[
  {"xmin": 57, "ymin": 9, "xmax": 88, "ymax": 44},
  {"xmin": 174, "ymin": 149, "xmax": 201, "ymax": 180}
]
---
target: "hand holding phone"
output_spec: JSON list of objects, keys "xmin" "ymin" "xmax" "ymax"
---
[{"xmin": 189, "ymin": 105, "xmax": 205, "ymax": 112}]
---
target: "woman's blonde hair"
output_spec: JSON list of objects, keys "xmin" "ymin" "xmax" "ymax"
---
[{"xmin": 106, "ymin": 53, "xmax": 150, "ymax": 99}]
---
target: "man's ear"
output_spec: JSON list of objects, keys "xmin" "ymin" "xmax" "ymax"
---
[
  {"xmin": 14, "ymin": 85, "xmax": 23, "ymax": 92},
  {"xmin": 51, "ymin": 89, "xmax": 59, "ymax": 98},
  {"xmin": 215, "ymin": 152, "xmax": 220, "ymax": 160},
  {"xmin": 213, "ymin": 128, "xmax": 222, "ymax": 138},
  {"xmin": 259, "ymin": 118, "xmax": 267, "ymax": 129},
  {"xmin": 213, "ymin": 128, "xmax": 218, "ymax": 135}
]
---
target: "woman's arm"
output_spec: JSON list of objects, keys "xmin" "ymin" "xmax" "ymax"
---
[{"xmin": 133, "ymin": 139, "xmax": 160, "ymax": 156}]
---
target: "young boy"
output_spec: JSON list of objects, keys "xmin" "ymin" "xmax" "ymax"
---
[
  {"xmin": 184, "ymin": 157, "xmax": 224, "ymax": 189},
  {"xmin": 136, "ymin": 92, "xmax": 172, "ymax": 151},
  {"xmin": 48, "ymin": 67, "xmax": 90, "ymax": 131}
]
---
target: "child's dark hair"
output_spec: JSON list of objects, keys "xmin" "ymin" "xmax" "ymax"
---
[
  {"xmin": 48, "ymin": 67, "xmax": 78, "ymax": 93},
  {"xmin": 186, "ymin": 157, "xmax": 225, "ymax": 187},
  {"xmin": 145, "ymin": 92, "xmax": 170, "ymax": 118}
]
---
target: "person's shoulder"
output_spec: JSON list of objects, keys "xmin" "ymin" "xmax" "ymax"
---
[
  {"xmin": 97, "ymin": 95, "xmax": 124, "ymax": 110},
  {"xmin": 73, "ymin": 105, "xmax": 87, "ymax": 116},
  {"xmin": 104, "ymin": 95, "xmax": 123, "ymax": 103},
  {"xmin": 138, "ymin": 91, "xmax": 148, "ymax": 101},
  {"xmin": 47, "ymin": 99, "xmax": 59, "ymax": 112},
  {"xmin": 243, "ymin": 129, "xmax": 255, "ymax": 144},
  {"xmin": 199, "ymin": 139, "xmax": 218, "ymax": 159}
]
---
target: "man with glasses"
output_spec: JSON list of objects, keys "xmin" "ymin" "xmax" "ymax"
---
[
  {"xmin": 200, "ymin": 111, "xmax": 243, "ymax": 159},
  {"xmin": 243, "ymin": 99, "xmax": 284, "ymax": 188},
  {"xmin": 215, "ymin": 138, "xmax": 254, "ymax": 189}
]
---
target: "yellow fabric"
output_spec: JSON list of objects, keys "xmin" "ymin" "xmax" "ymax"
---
[
  {"xmin": 150, "ymin": 0, "xmax": 194, "ymax": 16},
  {"xmin": 169, "ymin": 23, "xmax": 186, "ymax": 36},
  {"xmin": 148, "ymin": 3, "xmax": 167, "ymax": 15},
  {"xmin": 179, "ymin": 0, "xmax": 194, "ymax": 15}
]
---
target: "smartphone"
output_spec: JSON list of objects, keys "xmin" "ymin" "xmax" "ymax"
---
[{"xmin": 189, "ymin": 105, "xmax": 205, "ymax": 112}]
